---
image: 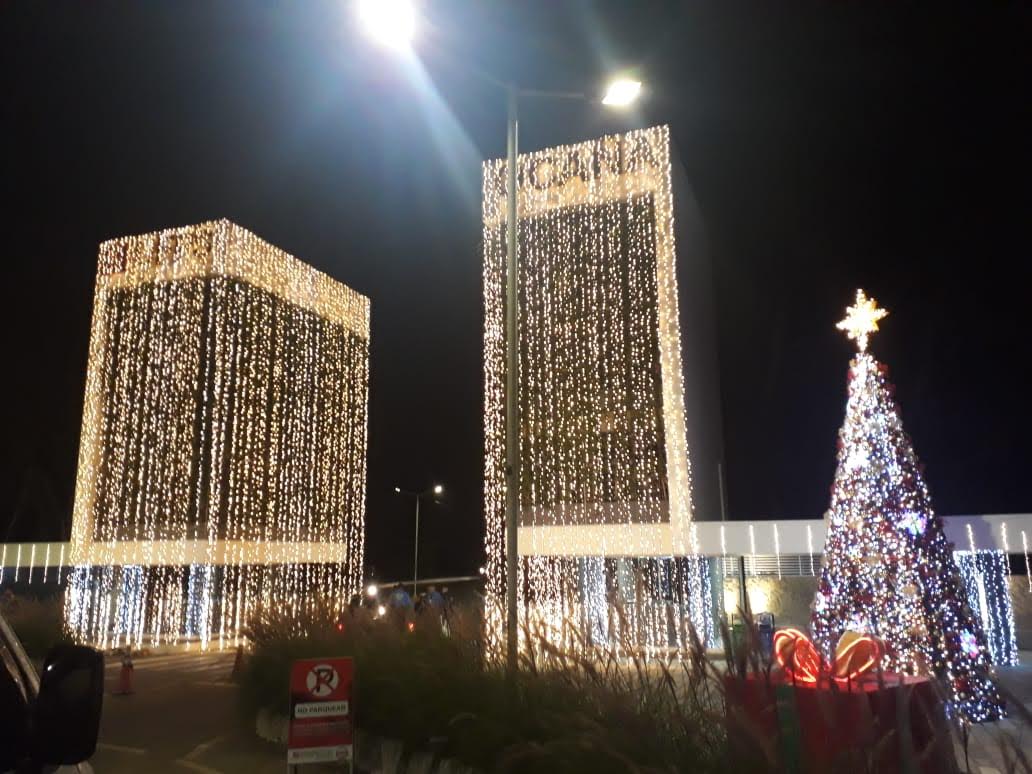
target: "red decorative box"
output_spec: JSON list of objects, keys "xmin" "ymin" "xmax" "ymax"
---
[{"xmin": 724, "ymin": 672, "xmax": 955, "ymax": 773}]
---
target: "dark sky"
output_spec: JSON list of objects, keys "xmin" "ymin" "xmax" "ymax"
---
[{"xmin": 2, "ymin": 2, "xmax": 1030, "ymax": 580}]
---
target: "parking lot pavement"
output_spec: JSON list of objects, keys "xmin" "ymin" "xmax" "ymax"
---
[{"xmin": 93, "ymin": 651, "xmax": 285, "ymax": 774}]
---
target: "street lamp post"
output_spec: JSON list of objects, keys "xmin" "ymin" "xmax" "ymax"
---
[
  {"xmin": 395, "ymin": 484, "xmax": 443, "ymax": 597},
  {"xmin": 356, "ymin": 1, "xmax": 642, "ymax": 671},
  {"xmin": 502, "ymin": 78, "xmax": 641, "ymax": 670}
]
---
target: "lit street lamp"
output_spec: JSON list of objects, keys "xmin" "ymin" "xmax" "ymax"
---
[
  {"xmin": 394, "ymin": 484, "xmax": 444, "ymax": 597},
  {"xmin": 495, "ymin": 82, "xmax": 642, "ymax": 671},
  {"xmin": 360, "ymin": 1, "xmax": 642, "ymax": 669},
  {"xmin": 356, "ymin": 0, "xmax": 415, "ymax": 50},
  {"xmin": 601, "ymin": 78, "xmax": 642, "ymax": 107}
]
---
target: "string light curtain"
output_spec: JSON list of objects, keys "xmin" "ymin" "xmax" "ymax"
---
[
  {"xmin": 813, "ymin": 290, "xmax": 1004, "ymax": 721},
  {"xmin": 66, "ymin": 220, "xmax": 369, "ymax": 648},
  {"xmin": 955, "ymin": 550, "xmax": 1018, "ymax": 667},
  {"xmin": 482, "ymin": 126, "xmax": 711, "ymax": 651}
]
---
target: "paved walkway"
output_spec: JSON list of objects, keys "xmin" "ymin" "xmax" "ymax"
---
[{"xmin": 963, "ymin": 653, "xmax": 1032, "ymax": 773}]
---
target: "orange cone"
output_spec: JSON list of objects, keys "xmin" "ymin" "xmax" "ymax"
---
[{"xmin": 114, "ymin": 651, "xmax": 134, "ymax": 695}]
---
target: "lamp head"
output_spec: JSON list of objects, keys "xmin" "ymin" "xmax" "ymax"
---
[
  {"xmin": 601, "ymin": 78, "xmax": 642, "ymax": 107},
  {"xmin": 357, "ymin": 0, "xmax": 416, "ymax": 50}
]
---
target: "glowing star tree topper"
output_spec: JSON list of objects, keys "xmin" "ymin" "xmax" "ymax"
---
[
  {"xmin": 835, "ymin": 288, "xmax": 888, "ymax": 352},
  {"xmin": 812, "ymin": 289, "xmax": 1004, "ymax": 722}
]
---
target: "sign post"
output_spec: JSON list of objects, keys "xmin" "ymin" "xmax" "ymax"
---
[{"xmin": 288, "ymin": 657, "xmax": 354, "ymax": 769}]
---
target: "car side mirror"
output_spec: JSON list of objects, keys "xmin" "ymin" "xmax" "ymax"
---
[{"xmin": 30, "ymin": 644, "xmax": 104, "ymax": 765}]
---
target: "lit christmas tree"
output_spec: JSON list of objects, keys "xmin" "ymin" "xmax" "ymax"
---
[{"xmin": 812, "ymin": 289, "xmax": 1004, "ymax": 722}]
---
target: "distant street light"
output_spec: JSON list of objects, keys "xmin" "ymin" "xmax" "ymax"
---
[
  {"xmin": 394, "ymin": 484, "xmax": 444, "ymax": 596},
  {"xmin": 361, "ymin": 4, "xmax": 642, "ymax": 671},
  {"xmin": 356, "ymin": 0, "xmax": 416, "ymax": 50},
  {"xmin": 602, "ymin": 78, "xmax": 642, "ymax": 107},
  {"xmin": 366, "ymin": 583, "xmax": 378, "ymax": 597}
]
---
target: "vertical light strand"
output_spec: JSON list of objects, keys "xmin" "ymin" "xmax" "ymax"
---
[
  {"xmin": 1023, "ymin": 531, "xmax": 1031, "ymax": 593},
  {"xmin": 807, "ymin": 524, "xmax": 816, "ymax": 576},
  {"xmin": 748, "ymin": 524, "xmax": 756, "ymax": 578}
]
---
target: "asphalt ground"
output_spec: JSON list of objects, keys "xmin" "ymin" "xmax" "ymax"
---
[{"xmin": 92, "ymin": 650, "xmax": 286, "ymax": 774}]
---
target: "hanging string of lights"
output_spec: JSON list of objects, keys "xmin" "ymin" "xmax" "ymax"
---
[
  {"xmin": 482, "ymin": 126, "xmax": 711, "ymax": 652},
  {"xmin": 66, "ymin": 220, "xmax": 369, "ymax": 648},
  {"xmin": 955, "ymin": 550, "xmax": 1018, "ymax": 667}
]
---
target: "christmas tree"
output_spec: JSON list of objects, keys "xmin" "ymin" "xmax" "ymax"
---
[{"xmin": 812, "ymin": 289, "xmax": 1004, "ymax": 722}]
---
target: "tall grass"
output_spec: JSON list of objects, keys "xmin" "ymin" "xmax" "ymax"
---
[
  {"xmin": 238, "ymin": 598, "xmax": 1031, "ymax": 773},
  {"xmin": 240, "ymin": 599, "xmax": 725, "ymax": 772}
]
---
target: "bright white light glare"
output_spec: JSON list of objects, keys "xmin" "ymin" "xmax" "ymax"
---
[
  {"xmin": 358, "ymin": 0, "xmax": 416, "ymax": 50},
  {"xmin": 601, "ymin": 79, "xmax": 641, "ymax": 107},
  {"xmin": 377, "ymin": 604, "xmax": 386, "ymax": 617},
  {"xmin": 366, "ymin": 583, "xmax": 378, "ymax": 597},
  {"xmin": 433, "ymin": 484, "xmax": 444, "ymax": 495}
]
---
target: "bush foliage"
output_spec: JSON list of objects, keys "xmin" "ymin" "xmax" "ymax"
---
[
  {"xmin": 238, "ymin": 599, "xmax": 1031, "ymax": 773},
  {"xmin": 239, "ymin": 600, "xmax": 725, "ymax": 772}
]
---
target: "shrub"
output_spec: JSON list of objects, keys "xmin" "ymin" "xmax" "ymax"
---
[
  {"xmin": 237, "ymin": 599, "xmax": 1032, "ymax": 773},
  {"xmin": 238, "ymin": 599, "xmax": 725, "ymax": 772}
]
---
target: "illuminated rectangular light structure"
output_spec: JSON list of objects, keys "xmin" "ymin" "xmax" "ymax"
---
[
  {"xmin": 66, "ymin": 220, "xmax": 369, "ymax": 648},
  {"xmin": 481, "ymin": 126, "xmax": 724, "ymax": 648}
]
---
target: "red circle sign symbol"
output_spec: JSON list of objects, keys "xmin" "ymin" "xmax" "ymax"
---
[{"xmin": 306, "ymin": 664, "xmax": 340, "ymax": 698}]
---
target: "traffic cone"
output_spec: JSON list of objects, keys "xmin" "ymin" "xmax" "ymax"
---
[
  {"xmin": 114, "ymin": 651, "xmax": 134, "ymax": 695},
  {"xmin": 230, "ymin": 644, "xmax": 244, "ymax": 681}
]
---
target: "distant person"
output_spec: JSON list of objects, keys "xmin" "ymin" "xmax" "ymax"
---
[
  {"xmin": 426, "ymin": 585, "xmax": 445, "ymax": 609},
  {"xmin": 386, "ymin": 586, "xmax": 413, "ymax": 632},
  {"xmin": 439, "ymin": 586, "xmax": 454, "ymax": 635},
  {"xmin": 388, "ymin": 586, "xmax": 412, "ymax": 609}
]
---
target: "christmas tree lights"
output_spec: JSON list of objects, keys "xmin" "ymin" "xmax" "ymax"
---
[
  {"xmin": 812, "ymin": 289, "xmax": 1004, "ymax": 721},
  {"xmin": 66, "ymin": 220, "xmax": 369, "ymax": 647},
  {"xmin": 482, "ymin": 126, "xmax": 711, "ymax": 651}
]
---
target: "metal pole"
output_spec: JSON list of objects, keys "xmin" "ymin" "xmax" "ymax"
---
[
  {"xmin": 718, "ymin": 462, "xmax": 747, "ymax": 619},
  {"xmin": 504, "ymin": 84, "xmax": 520, "ymax": 671},
  {"xmin": 413, "ymin": 495, "xmax": 421, "ymax": 598}
]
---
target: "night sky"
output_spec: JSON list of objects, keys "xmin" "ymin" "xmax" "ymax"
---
[{"xmin": 2, "ymin": 3, "xmax": 1029, "ymax": 581}]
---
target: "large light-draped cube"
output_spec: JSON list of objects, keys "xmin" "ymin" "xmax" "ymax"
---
[
  {"xmin": 66, "ymin": 220, "xmax": 369, "ymax": 647},
  {"xmin": 482, "ymin": 126, "xmax": 724, "ymax": 650}
]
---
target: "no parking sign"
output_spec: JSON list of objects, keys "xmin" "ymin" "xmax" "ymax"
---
[{"xmin": 288, "ymin": 657, "xmax": 354, "ymax": 766}]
